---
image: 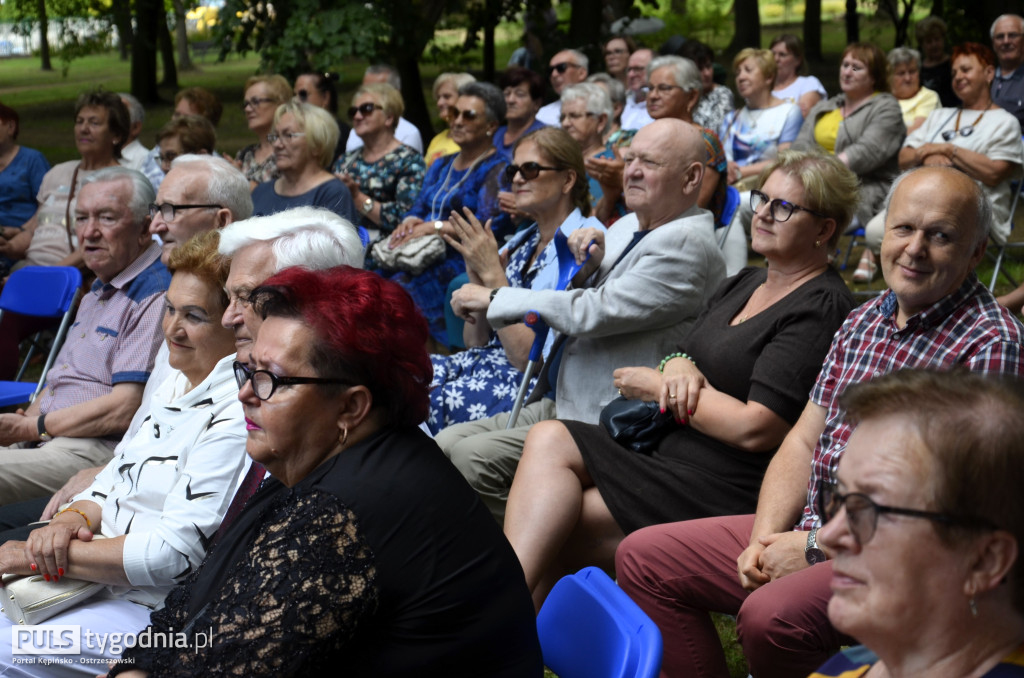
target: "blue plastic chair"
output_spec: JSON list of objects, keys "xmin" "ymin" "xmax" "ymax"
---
[
  {"xmin": 715, "ymin": 185, "xmax": 742, "ymax": 249},
  {"xmin": 537, "ymin": 566, "xmax": 663, "ymax": 678},
  {"xmin": 0, "ymin": 266, "xmax": 82, "ymax": 407}
]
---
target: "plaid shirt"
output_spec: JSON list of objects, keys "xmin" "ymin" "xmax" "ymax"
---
[{"xmin": 799, "ymin": 274, "xmax": 1024, "ymax": 530}]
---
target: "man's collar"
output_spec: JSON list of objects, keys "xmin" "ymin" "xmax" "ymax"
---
[
  {"xmin": 878, "ymin": 274, "xmax": 982, "ymax": 329},
  {"xmin": 91, "ymin": 241, "xmax": 163, "ymax": 293}
]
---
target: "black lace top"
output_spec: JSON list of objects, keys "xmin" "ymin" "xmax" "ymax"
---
[{"xmin": 109, "ymin": 426, "xmax": 542, "ymax": 677}]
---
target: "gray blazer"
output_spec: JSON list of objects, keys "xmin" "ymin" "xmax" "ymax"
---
[
  {"xmin": 488, "ymin": 206, "xmax": 727, "ymax": 423},
  {"xmin": 792, "ymin": 92, "xmax": 906, "ymax": 224}
]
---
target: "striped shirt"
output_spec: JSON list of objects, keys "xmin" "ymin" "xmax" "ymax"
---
[
  {"xmin": 799, "ymin": 274, "xmax": 1024, "ymax": 531},
  {"xmin": 37, "ymin": 242, "xmax": 170, "ymax": 429}
]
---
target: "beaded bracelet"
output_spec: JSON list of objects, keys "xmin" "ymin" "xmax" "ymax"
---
[
  {"xmin": 658, "ymin": 352, "xmax": 695, "ymax": 373},
  {"xmin": 57, "ymin": 507, "xmax": 92, "ymax": 530}
]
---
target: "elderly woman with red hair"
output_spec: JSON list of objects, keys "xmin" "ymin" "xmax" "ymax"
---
[{"xmin": 105, "ymin": 266, "xmax": 542, "ymax": 678}]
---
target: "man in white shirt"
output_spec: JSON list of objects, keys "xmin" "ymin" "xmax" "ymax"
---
[
  {"xmin": 536, "ymin": 49, "xmax": 589, "ymax": 127},
  {"xmin": 345, "ymin": 65, "xmax": 424, "ymax": 153},
  {"xmin": 621, "ymin": 48, "xmax": 655, "ymax": 130},
  {"xmin": 118, "ymin": 93, "xmax": 151, "ymax": 171}
]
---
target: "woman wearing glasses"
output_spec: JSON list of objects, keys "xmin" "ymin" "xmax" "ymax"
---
[
  {"xmin": 809, "ymin": 369, "xmax": 1024, "ymax": 678},
  {"xmin": 386, "ymin": 82, "xmax": 511, "ymax": 345},
  {"xmin": 251, "ymin": 101, "xmax": 357, "ymax": 224},
  {"xmin": 235, "ymin": 75, "xmax": 292, "ymax": 188},
  {"xmin": 425, "ymin": 72, "xmax": 476, "ymax": 168},
  {"xmin": 429, "ymin": 127, "xmax": 602, "ymax": 434},
  {"xmin": 0, "ymin": 232, "xmax": 247, "ymax": 671},
  {"xmin": 105, "ymin": 265, "xmax": 543, "ymax": 677},
  {"xmin": 502, "ymin": 150, "xmax": 857, "ymax": 609},
  {"xmin": 333, "ymin": 83, "xmax": 425, "ymax": 241},
  {"xmin": 292, "ymin": 72, "xmax": 351, "ymax": 166},
  {"xmin": 860, "ymin": 43, "xmax": 1021, "ymax": 283}
]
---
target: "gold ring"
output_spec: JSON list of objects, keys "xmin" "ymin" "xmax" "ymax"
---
[{"xmin": 669, "ymin": 394, "xmax": 676, "ymax": 400}]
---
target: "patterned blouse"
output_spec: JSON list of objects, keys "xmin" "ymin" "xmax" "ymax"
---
[
  {"xmin": 333, "ymin": 144, "xmax": 426, "ymax": 233},
  {"xmin": 237, "ymin": 144, "xmax": 279, "ymax": 185},
  {"xmin": 693, "ymin": 84, "xmax": 735, "ymax": 135}
]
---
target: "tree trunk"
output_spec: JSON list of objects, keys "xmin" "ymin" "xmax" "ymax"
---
[
  {"xmin": 846, "ymin": 0, "xmax": 859, "ymax": 43},
  {"xmin": 170, "ymin": 0, "xmax": 195, "ymax": 71},
  {"xmin": 36, "ymin": 0, "xmax": 51, "ymax": 71},
  {"xmin": 568, "ymin": 0, "xmax": 602, "ymax": 53},
  {"xmin": 158, "ymin": 13, "xmax": 178, "ymax": 89},
  {"xmin": 131, "ymin": 0, "xmax": 161, "ymax": 104},
  {"xmin": 804, "ymin": 0, "xmax": 822, "ymax": 62},
  {"xmin": 728, "ymin": 0, "xmax": 761, "ymax": 53},
  {"xmin": 111, "ymin": 0, "xmax": 132, "ymax": 61}
]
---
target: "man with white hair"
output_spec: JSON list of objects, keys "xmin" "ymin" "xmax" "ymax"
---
[
  {"xmin": 0, "ymin": 167, "xmax": 169, "ymax": 506},
  {"xmin": 118, "ymin": 92, "xmax": 151, "ymax": 171},
  {"xmin": 536, "ymin": 49, "xmax": 590, "ymax": 127},
  {"xmin": 345, "ymin": 64, "xmax": 424, "ymax": 153},
  {"xmin": 991, "ymin": 14, "xmax": 1024, "ymax": 129},
  {"xmin": 219, "ymin": 206, "xmax": 365, "ymax": 360}
]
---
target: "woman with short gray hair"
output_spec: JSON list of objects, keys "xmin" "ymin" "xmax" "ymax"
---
[{"xmin": 888, "ymin": 46, "xmax": 939, "ymax": 133}]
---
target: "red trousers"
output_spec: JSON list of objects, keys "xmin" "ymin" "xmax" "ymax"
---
[{"xmin": 615, "ymin": 514, "xmax": 851, "ymax": 678}]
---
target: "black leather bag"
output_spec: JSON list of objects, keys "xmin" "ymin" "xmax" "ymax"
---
[{"xmin": 598, "ymin": 397, "xmax": 675, "ymax": 454}]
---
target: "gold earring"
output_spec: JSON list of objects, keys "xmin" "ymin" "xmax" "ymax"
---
[
  {"xmin": 340, "ymin": 427, "xmax": 349, "ymax": 446},
  {"xmin": 815, "ymin": 240, "xmax": 821, "ymax": 248}
]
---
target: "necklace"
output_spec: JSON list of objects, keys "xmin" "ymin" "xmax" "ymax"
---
[{"xmin": 428, "ymin": 149, "xmax": 493, "ymax": 220}]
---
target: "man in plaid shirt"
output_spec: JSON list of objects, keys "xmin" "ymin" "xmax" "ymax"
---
[{"xmin": 614, "ymin": 166, "xmax": 1024, "ymax": 678}]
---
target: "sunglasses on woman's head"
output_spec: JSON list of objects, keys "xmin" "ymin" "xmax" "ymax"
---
[
  {"xmin": 503, "ymin": 162, "xmax": 560, "ymax": 183},
  {"xmin": 348, "ymin": 102, "xmax": 382, "ymax": 119}
]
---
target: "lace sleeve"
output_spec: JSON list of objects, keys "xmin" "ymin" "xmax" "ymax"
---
[{"xmin": 111, "ymin": 490, "xmax": 379, "ymax": 677}]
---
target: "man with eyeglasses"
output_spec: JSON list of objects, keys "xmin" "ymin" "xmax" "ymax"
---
[
  {"xmin": 615, "ymin": 166, "xmax": 1024, "ymax": 678},
  {"xmin": 991, "ymin": 14, "xmax": 1024, "ymax": 129},
  {"xmin": 621, "ymin": 48, "xmax": 655, "ymax": 130},
  {"xmin": 0, "ymin": 167, "xmax": 171, "ymax": 508},
  {"xmin": 536, "ymin": 49, "xmax": 589, "ymax": 128}
]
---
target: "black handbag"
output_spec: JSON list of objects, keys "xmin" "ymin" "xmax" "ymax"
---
[{"xmin": 598, "ymin": 397, "xmax": 675, "ymax": 454}]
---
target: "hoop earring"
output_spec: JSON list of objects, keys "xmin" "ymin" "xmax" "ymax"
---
[{"xmin": 340, "ymin": 426, "xmax": 349, "ymax": 447}]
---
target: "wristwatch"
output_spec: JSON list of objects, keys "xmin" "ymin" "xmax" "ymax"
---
[
  {"xmin": 37, "ymin": 414, "xmax": 53, "ymax": 443},
  {"xmin": 434, "ymin": 220, "xmax": 444, "ymax": 235},
  {"xmin": 805, "ymin": 527, "xmax": 827, "ymax": 565},
  {"xmin": 360, "ymin": 196, "xmax": 374, "ymax": 216}
]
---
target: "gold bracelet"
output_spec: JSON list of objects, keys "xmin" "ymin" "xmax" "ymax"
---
[{"xmin": 56, "ymin": 507, "xmax": 92, "ymax": 530}]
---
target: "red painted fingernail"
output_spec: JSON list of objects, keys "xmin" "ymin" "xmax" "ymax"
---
[
  {"xmin": 681, "ymin": 418, "xmax": 688, "ymax": 425},
  {"xmin": 58, "ymin": 567, "xmax": 65, "ymax": 577},
  {"xmin": 688, "ymin": 409, "xmax": 694, "ymax": 415},
  {"xmin": 660, "ymin": 408, "xmax": 666, "ymax": 414},
  {"xmin": 43, "ymin": 574, "xmax": 51, "ymax": 582},
  {"xmin": 30, "ymin": 563, "xmax": 36, "ymax": 571}
]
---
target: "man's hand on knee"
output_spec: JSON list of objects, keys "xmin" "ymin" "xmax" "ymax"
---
[
  {"xmin": 756, "ymin": 530, "xmax": 810, "ymax": 583},
  {"xmin": 737, "ymin": 542, "xmax": 770, "ymax": 591}
]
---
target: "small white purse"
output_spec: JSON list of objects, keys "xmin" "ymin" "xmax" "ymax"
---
[{"xmin": 1, "ymin": 573, "xmax": 105, "ymax": 625}]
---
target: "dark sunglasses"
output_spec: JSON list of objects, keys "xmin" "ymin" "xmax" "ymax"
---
[
  {"xmin": 503, "ymin": 162, "xmax": 560, "ymax": 183},
  {"xmin": 451, "ymin": 108, "xmax": 482, "ymax": 122},
  {"xmin": 548, "ymin": 62, "xmax": 579, "ymax": 75},
  {"xmin": 296, "ymin": 89, "xmax": 310, "ymax": 101},
  {"xmin": 941, "ymin": 127, "xmax": 975, "ymax": 141},
  {"xmin": 348, "ymin": 102, "xmax": 382, "ymax": 119}
]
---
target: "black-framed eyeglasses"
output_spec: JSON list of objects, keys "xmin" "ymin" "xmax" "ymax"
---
[
  {"xmin": 267, "ymin": 131, "xmax": 306, "ymax": 143},
  {"xmin": 347, "ymin": 102, "xmax": 382, "ymax": 119},
  {"xmin": 503, "ymin": 162, "xmax": 561, "ymax": 183},
  {"xmin": 296, "ymin": 89, "xmax": 310, "ymax": 101},
  {"xmin": 149, "ymin": 203, "xmax": 222, "ymax": 222},
  {"xmin": 241, "ymin": 97, "xmax": 276, "ymax": 110},
  {"xmin": 941, "ymin": 127, "xmax": 975, "ymax": 141},
  {"xmin": 548, "ymin": 62, "xmax": 579, "ymax": 75},
  {"xmin": 817, "ymin": 481, "xmax": 998, "ymax": 546},
  {"xmin": 233, "ymin": 361, "xmax": 350, "ymax": 402},
  {"xmin": 750, "ymin": 189, "xmax": 826, "ymax": 222}
]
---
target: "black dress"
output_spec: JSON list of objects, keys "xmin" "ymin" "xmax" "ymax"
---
[
  {"xmin": 110, "ymin": 426, "xmax": 543, "ymax": 677},
  {"xmin": 564, "ymin": 267, "xmax": 856, "ymax": 534}
]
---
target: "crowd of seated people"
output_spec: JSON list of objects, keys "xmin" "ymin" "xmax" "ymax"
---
[{"xmin": 3, "ymin": 16, "xmax": 1024, "ymax": 674}]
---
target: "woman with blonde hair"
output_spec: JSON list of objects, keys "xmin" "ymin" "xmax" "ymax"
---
[
  {"xmin": 235, "ymin": 74, "xmax": 293, "ymax": 187},
  {"xmin": 251, "ymin": 101, "xmax": 357, "ymax": 222}
]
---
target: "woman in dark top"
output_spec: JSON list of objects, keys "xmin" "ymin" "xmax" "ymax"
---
[
  {"xmin": 108, "ymin": 266, "xmax": 542, "ymax": 677},
  {"xmin": 503, "ymin": 150, "xmax": 860, "ymax": 607}
]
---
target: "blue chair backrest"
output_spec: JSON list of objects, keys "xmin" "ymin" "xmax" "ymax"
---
[
  {"xmin": 537, "ymin": 566, "xmax": 663, "ymax": 678},
  {"xmin": 553, "ymin": 228, "xmax": 593, "ymax": 290},
  {"xmin": 0, "ymin": 266, "xmax": 82, "ymax": 318},
  {"xmin": 719, "ymin": 185, "xmax": 741, "ymax": 229}
]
